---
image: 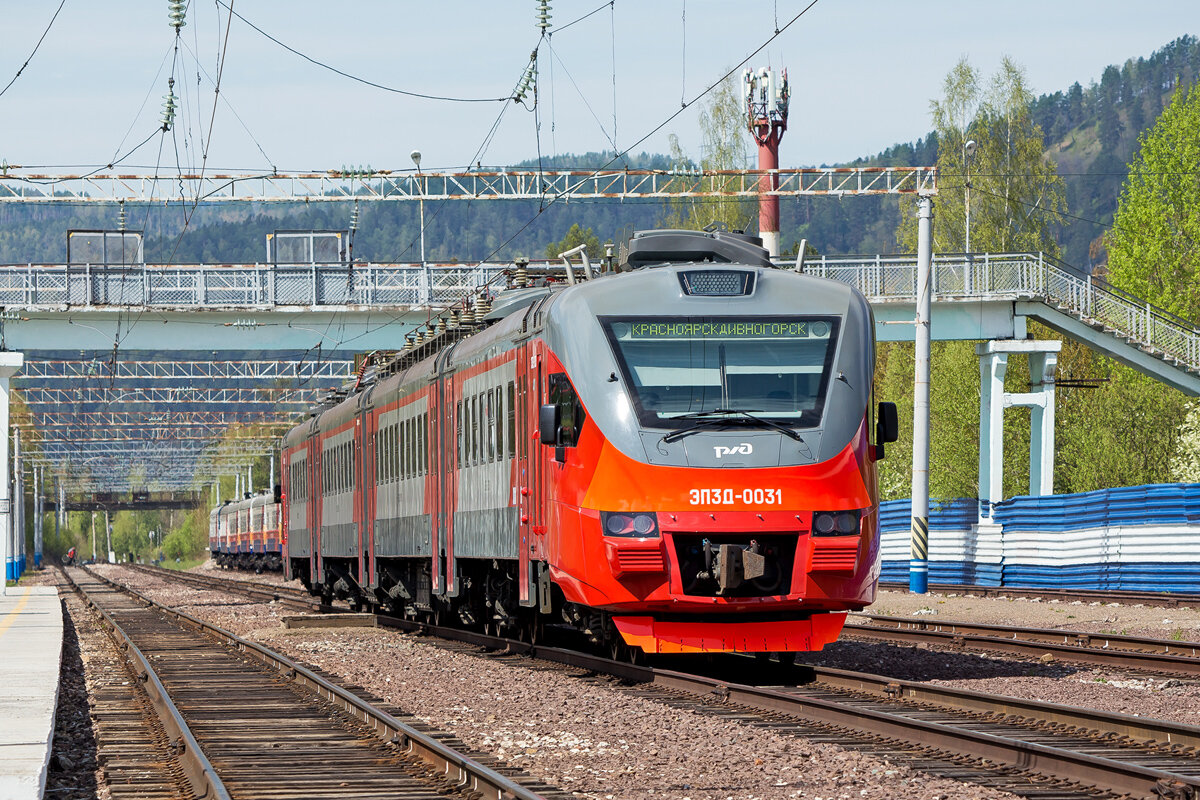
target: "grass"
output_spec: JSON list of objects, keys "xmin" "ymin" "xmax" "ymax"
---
[
  {"xmin": 156, "ymin": 556, "xmax": 207, "ymax": 571},
  {"xmin": 1171, "ymin": 629, "xmax": 1186, "ymax": 641}
]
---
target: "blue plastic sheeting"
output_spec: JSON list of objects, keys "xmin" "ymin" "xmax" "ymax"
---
[
  {"xmin": 996, "ymin": 483, "xmax": 1200, "ymax": 530},
  {"xmin": 881, "ymin": 560, "xmax": 1200, "ymax": 592},
  {"xmin": 879, "ymin": 498, "xmax": 977, "ymax": 533},
  {"xmin": 880, "ymin": 560, "xmax": 1002, "ymax": 586},
  {"xmin": 999, "ymin": 563, "xmax": 1200, "ymax": 593},
  {"xmin": 876, "ymin": 483, "xmax": 1200, "ymax": 593}
]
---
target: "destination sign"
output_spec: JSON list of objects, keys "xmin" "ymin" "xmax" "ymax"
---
[{"xmin": 620, "ymin": 320, "xmax": 830, "ymax": 339}]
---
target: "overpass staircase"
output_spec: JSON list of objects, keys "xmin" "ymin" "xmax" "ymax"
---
[{"xmin": 804, "ymin": 252, "xmax": 1200, "ymax": 396}]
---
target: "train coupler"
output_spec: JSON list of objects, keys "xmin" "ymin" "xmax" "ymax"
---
[{"xmin": 697, "ymin": 539, "xmax": 767, "ymax": 594}]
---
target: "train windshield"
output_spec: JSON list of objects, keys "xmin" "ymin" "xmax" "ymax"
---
[{"xmin": 601, "ymin": 316, "xmax": 840, "ymax": 429}]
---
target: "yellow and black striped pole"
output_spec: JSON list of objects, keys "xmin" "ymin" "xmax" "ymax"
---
[{"xmin": 909, "ymin": 196, "xmax": 932, "ymax": 593}]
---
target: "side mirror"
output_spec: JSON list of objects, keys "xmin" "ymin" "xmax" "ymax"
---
[
  {"xmin": 539, "ymin": 404, "xmax": 560, "ymax": 446},
  {"xmin": 875, "ymin": 401, "xmax": 899, "ymax": 459}
]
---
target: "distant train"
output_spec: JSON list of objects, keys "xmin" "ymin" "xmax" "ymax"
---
[
  {"xmin": 275, "ymin": 228, "xmax": 896, "ymax": 657},
  {"xmin": 209, "ymin": 491, "xmax": 283, "ymax": 572}
]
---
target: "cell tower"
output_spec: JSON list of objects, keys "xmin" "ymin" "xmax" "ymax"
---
[{"xmin": 742, "ymin": 66, "xmax": 789, "ymax": 258}]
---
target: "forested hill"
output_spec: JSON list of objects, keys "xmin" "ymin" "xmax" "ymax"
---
[
  {"xmin": 0, "ymin": 37, "xmax": 1197, "ymax": 269},
  {"xmin": 812, "ymin": 35, "xmax": 1200, "ymax": 269}
]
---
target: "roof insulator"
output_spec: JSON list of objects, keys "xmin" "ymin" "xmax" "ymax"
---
[{"xmin": 167, "ymin": 0, "xmax": 186, "ymax": 30}]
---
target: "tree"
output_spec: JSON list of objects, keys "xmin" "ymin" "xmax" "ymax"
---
[
  {"xmin": 898, "ymin": 56, "xmax": 1067, "ymax": 255},
  {"xmin": 882, "ymin": 58, "xmax": 1069, "ymax": 502},
  {"xmin": 662, "ymin": 74, "xmax": 754, "ymax": 233},
  {"xmin": 544, "ymin": 223, "xmax": 602, "ymax": 261},
  {"xmin": 1105, "ymin": 83, "xmax": 1200, "ymax": 320}
]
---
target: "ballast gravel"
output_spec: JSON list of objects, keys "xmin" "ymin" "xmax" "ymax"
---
[
  {"xmin": 93, "ymin": 564, "xmax": 1016, "ymax": 800},
  {"xmin": 81, "ymin": 563, "xmax": 1200, "ymax": 797}
]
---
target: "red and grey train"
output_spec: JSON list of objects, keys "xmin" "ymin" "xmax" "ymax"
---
[
  {"xmin": 210, "ymin": 491, "xmax": 283, "ymax": 572},
  {"xmin": 278, "ymin": 228, "xmax": 897, "ymax": 656}
]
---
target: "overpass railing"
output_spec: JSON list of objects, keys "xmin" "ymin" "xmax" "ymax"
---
[
  {"xmin": 0, "ymin": 253, "xmax": 1196, "ymax": 370},
  {"xmin": 805, "ymin": 252, "xmax": 1200, "ymax": 371},
  {"xmin": 0, "ymin": 262, "xmax": 512, "ymax": 309}
]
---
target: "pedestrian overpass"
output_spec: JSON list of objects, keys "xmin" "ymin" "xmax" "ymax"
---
[{"xmin": 0, "ymin": 251, "xmax": 1194, "ymax": 497}]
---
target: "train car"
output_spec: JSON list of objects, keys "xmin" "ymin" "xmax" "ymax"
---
[
  {"xmin": 210, "ymin": 491, "xmax": 283, "ymax": 572},
  {"xmin": 283, "ymin": 228, "xmax": 897, "ymax": 657}
]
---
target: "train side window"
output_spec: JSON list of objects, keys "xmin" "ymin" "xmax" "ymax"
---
[
  {"xmin": 406, "ymin": 418, "xmax": 413, "ymax": 478},
  {"xmin": 401, "ymin": 418, "xmax": 409, "ymax": 480},
  {"xmin": 507, "ymin": 381, "xmax": 516, "ymax": 460},
  {"xmin": 494, "ymin": 390, "xmax": 502, "ymax": 462},
  {"xmin": 457, "ymin": 400, "xmax": 464, "ymax": 466},
  {"xmin": 548, "ymin": 373, "xmax": 586, "ymax": 447},
  {"xmin": 471, "ymin": 395, "xmax": 480, "ymax": 466},
  {"xmin": 420, "ymin": 412, "xmax": 428, "ymax": 475},
  {"xmin": 486, "ymin": 388, "xmax": 495, "ymax": 463},
  {"xmin": 416, "ymin": 414, "xmax": 423, "ymax": 476}
]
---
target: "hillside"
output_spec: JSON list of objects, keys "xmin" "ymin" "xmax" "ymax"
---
[{"xmin": 0, "ymin": 38, "xmax": 1197, "ymax": 268}]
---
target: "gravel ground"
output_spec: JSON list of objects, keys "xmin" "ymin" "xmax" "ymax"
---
[
  {"xmin": 807, "ymin": 588, "xmax": 1200, "ymax": 727},
  {"xmin": 63, "ymin": 564, "xmax": 1200, "ymax": 798},
  {"xmin": 19, "ymin": 570, "xmax": 108, "ymax": 799},
  {"xmin": 187, "ymin": 558, "xmax": 297, "ymax": 588},
  {"xmin": 92, "ymin": 564, "xmax": 1016, "ymax": 800}
]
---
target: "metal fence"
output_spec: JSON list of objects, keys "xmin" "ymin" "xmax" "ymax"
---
[
  {"xmin": 1, "ymin": 253, "xmax": 1197, "ymax": 370},
  {"xmin": 0, "ymin": 262, "xmax": 511, "ymax": 309},
  {"xmin": 806, "ymin": 252, "xmax": 1200, "ymax": 371}
]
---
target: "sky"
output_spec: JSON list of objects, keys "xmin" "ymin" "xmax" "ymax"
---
[{"xmin": 0, "ymin": 1, "xmax": 1195, "ymax": 176}]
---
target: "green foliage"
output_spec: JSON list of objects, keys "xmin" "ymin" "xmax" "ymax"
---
[
  {"xmin": 544, "ymin": 223, "xmax": 602, "ymax": 261},
  {"xmin": 662, "ymin": 75, "xmax": 755, "ymax": 233},
  {"xmin": 1105, "ymin": 83, "xmax": 1200, "ymax": 319},
  {"xmin": 898, "ymin": 56, "xmax": 1066, "ymax": 256}
]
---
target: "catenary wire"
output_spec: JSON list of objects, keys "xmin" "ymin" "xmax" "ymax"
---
[
  {"xmin": 0, "ymin": 0, "xmax": 68, "ymax": 100},
  {"xmin": 213, "ymin": 0, "xmax": 513, "ymax": 103}
]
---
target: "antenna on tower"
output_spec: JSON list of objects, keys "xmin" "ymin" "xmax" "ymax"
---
[{"xmin": 742, "ymin": 66, "xmax": 789, "ymax": 259}]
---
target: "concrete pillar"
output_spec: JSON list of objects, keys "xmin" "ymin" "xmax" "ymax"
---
[
  {"xmin": 13, "ymin": 431, "xmax": 22, "ymax": 576},
  {"xmin": 977, "ymin": 349, "xmax": 1008, "ymax": 522},
  {"xmin": 0, "ymin": 352, "xmax": 24, "ymax": 589},
  {"xmin": 1028, "ymin": 350, "xmax": 1059, "ymax": 496},
  {"xmin": 33, "ymin": 466, "xmax": 41, "ymax": 568},
  {"xmin": 909, "ymin": 195, "xmax": 933, "ymax": 593},
  {"xmin": 975, "ymin": 339, "xmax": 1062, "ymax": 523},
  {"xmin": 105, "ymin": 509, "xmax": 112, "ymax": 563}
]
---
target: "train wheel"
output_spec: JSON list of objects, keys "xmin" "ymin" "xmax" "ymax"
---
[
  {"xmin": 777, "ymin": 651, "xmax": 796, "ymax": 667},
  {"xmin": 525, "ymin": 614, "xmax": 545, "ymax": 646}
]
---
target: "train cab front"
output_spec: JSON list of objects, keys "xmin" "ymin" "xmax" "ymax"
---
[{"xmin": 538, "ymin": 234, "xmax": 896, "ymax": 655}]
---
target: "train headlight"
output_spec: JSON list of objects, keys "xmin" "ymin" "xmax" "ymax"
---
[
  {"xmin": 601, "ymin": 511, "xmax": 660, "ymax": 538},
  {"xmin": 813, "ymin": 510, "xmax": 860, "ymax": 536}
]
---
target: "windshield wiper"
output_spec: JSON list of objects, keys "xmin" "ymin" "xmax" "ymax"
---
[{"xmin": 660, "ymin": 408, "xmax": 803, "ymax": 443}]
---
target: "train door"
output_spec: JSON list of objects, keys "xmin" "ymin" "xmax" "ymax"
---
[
  {"xmin": 436, "ymin": 363, "xmax": 453, "ymax": 598},
  {"xmin": 516, "ymin": 345, "xmax": 535, "ymax": 605},
  {"xmin": 308, "ymin": 435, "xmax": 321, "ymax": 586},
  {"xmin": 359, "ymin": 399, "xmax": 374, "ymax": 590}
]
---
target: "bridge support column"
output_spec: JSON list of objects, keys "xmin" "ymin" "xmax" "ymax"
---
[
  {"xmin": 975, "ymin": 340, "xmax": 1061, "ymax": 523},
  {"xmin": 0, "ymin": 353, "xmax": 24, "ymax": 590}
]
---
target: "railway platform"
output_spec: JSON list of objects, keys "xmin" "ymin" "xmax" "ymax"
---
[{"xmin": 0, "ymin": 586, "xmax": 63, "ymax": 800}]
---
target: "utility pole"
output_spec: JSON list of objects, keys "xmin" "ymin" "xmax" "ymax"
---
[
  {"xmin": 909, "ymin": 195, "xmax": 934, "ymax": 593},
  {"xmin": 91, "ymin": 511, "xmax": 97, "ymax": 561},
  {"xmin": 105, "ymin": 509, "xmax": 112, "ymax": 563}
]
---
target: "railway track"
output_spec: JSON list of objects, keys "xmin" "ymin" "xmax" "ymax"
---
[
  {"xmin": 132, "ymin": 563, "xmax": 1200, "ymax": 679},
  {"xmin": 114, "ymin": 564, "xmax": 1200, "ymax": 798},
  {"xmin": 845, "ymin": 614, "xmax": 1200, "ymax": 678},
  {"xmin": 65, "ymin": 566, "xmax": 560, "ymax": 800},
  {"xmin": 879, "ymin": 581, "xmax": 1200, "ymax": 609}
]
